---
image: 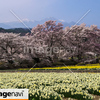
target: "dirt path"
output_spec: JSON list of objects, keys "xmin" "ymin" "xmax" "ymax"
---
[
  {"xmin": 63, "ymin": 95, "xmax": 100, "ymax": 100},
  {"xmin": 1, "ymin": 69, "xmax": 100, "ymax": 73}
]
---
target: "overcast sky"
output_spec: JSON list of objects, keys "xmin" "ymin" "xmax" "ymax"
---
[{"xmin": 0, "ymin": 0, "xmax": 100, "ymax": 26}]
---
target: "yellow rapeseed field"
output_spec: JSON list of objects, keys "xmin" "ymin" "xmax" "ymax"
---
[{"xmin": 18, "ymin": 64, "xmax": 100, "ymax": 70}]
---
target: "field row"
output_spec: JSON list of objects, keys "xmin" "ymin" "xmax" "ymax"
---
[
  {"xmin": 18, "ymin": 64, "xmax": 100, "ymax": 71},
  {"xmin": 0, "ymin": 73, "xmax": 100, "ymax": 100}
]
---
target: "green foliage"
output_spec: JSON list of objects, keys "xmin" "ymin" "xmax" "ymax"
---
[
  {"xmin": 0, "ymin": 61, "xmax": 7, "ymax": 70},
  {"xmin": 77, "ymin": 62, "xmax": 86, "ymax": 66},
  {"xmin": 0, "ymin": 28, "xmax": 31, "ymax": 36}
]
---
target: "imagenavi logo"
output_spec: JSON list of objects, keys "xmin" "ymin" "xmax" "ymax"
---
[{"xmin": 0, "ymin": 89, "xmax": 28, "ymax": 100}]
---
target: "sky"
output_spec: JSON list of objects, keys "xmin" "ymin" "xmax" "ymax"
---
[{"xmin": 0, "ymin": 0, "xmax": 100, "ymax": 26}]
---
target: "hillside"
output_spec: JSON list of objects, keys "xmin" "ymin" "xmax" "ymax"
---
[{"xmin": 0, "ymin": 28, "xmax": 31, "ymax": 36}]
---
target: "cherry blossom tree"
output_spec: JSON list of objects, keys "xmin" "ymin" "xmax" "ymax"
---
[
  {"xmin": 64, "ymin": 24, "xmax": 100, "ymax": 63},
  {"xmin": 30, "ymin": 20, "xmax": 64, "ymax": 64},
  {"xmin": 0, "ymin": 33, "xmax": 23, "ymax": 65}
]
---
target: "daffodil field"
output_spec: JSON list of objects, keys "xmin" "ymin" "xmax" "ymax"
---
[{"xmin": 0, "ymin": 73, "xmax": 100, "ymax": 100}]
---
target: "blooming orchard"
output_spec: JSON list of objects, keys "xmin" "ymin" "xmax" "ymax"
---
[{"xmin": 0, "ymin": 20, "xmax": 100, "ymax": 68}]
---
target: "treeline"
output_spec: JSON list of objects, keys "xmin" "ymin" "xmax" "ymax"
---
[
  {"xmin": 0, "ymin": 28, "xmax": 31, "ymax": 36},
  {"xmin": 0, "ymin": 20, "xmax": 100, "ymax": 69}
]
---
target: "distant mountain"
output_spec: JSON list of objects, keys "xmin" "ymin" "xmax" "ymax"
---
[
  {"xmin": 0, "ymin": 17, "xmax": 76, "ymax": 29},
  {"xmin": 0, "ymin": 23, "xmax": 11, "ymax": 29}
]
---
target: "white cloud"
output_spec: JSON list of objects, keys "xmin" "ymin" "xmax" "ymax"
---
[{"xmin": 59, "ymin": 19, "xmax": 65, "ymax": 22}]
